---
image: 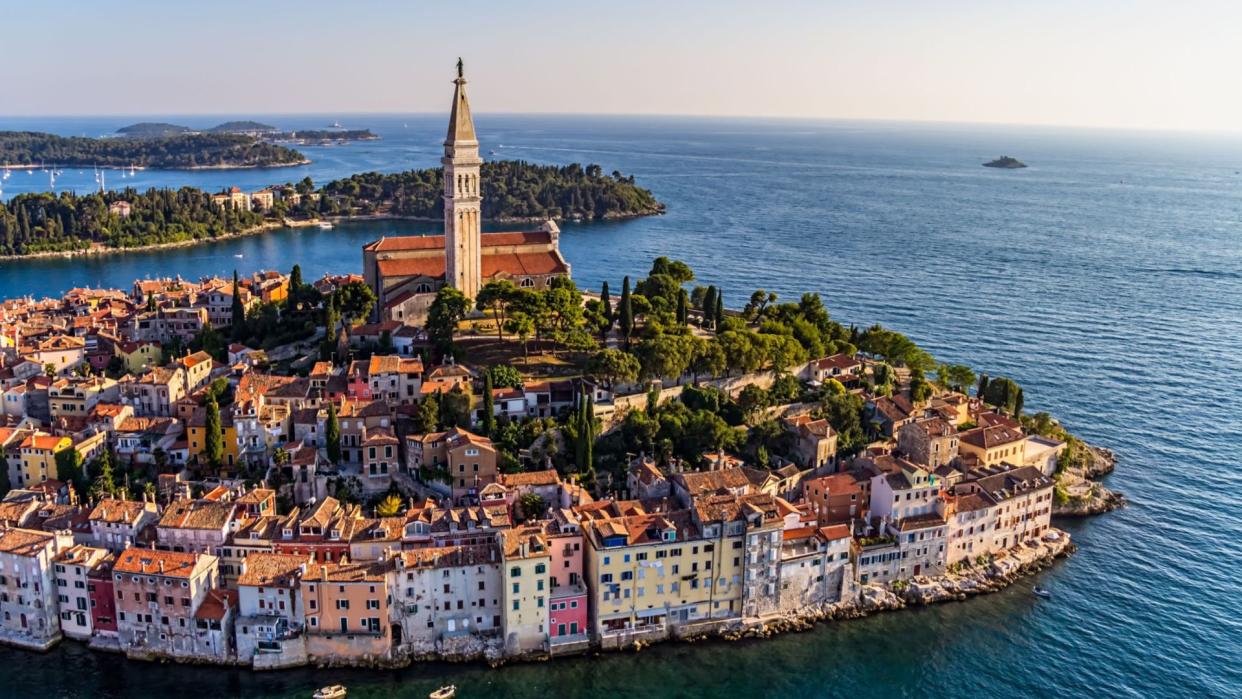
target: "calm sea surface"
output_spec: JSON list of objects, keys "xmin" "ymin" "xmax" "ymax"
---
[{"xmin": 0, "ymin": 114, "xmax": 1240, "ymax": 698}]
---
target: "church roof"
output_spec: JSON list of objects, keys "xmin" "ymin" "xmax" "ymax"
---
[
  {"xmin": 377, "ymin": 250, "xmax": 568, "ymax": 281},
  {"xmin": 446, "ymin": 64, "xmax": 477, "ymax": 146},
  {"xmin": 366, "ymin": 230, "xmax": 554, "ymax": 253}
]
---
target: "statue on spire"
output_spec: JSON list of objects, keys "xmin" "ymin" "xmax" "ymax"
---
[{"xmin": 456, "ymin": 57, "xmax": 464, "ymax": 79}]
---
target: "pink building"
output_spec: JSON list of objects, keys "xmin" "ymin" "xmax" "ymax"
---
[{"xmin": 546, "ymin": 512, "xmax": 587, "ymax": 642}]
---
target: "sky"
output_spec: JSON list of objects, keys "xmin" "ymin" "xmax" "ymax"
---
[{"xmin": 2, "ymin": 0, "xmax": 1240, "ymax": 132}]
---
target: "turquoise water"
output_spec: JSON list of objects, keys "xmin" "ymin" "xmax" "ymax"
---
[{"xmin": 1, "ymin": 115, "xmax": 1241, "ymax": 698}]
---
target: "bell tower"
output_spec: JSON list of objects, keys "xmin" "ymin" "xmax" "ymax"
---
[{"xmin": 443, "ymin": 58, "xmax": 483, "ymax": 300}]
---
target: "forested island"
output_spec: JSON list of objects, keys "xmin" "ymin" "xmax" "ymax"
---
[
  {"xmin": 0, "ymin": 131, "xmax": 307, "ymax": 169},
  {"xmin": 0, "ymin": 187, "xmax": 267, "ymax": 256},
  {"xmin": 0, "ymin": 160, "xmax": 663, "ymax": 257},
  {"xmin": 319, "ymin": 160, "xmax": 665, "ymax": 221},
  {"xmin": 116, "ymin": 122, "xmax": 379, "ymax": 144}
]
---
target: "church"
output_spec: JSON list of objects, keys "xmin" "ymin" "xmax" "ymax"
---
[{"xmin": 362, "ymin": 61, "xmax": 571, "ymax": 326}]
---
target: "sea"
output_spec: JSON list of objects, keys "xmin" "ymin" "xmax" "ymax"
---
[{"xmin": 0, "ymin": 114, "xmax": 1240, "ymax": 698}]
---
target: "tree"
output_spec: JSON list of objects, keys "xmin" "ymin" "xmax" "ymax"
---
[
  {"xmin": 702, "ymin": 286, "xmax": 717, "ymax": 329},
  {"xmin": 636, "ymin": 332, "xmax": 694, "ymax": 381},
  {"xmin": 618, "ymin": 276, "xmax": 634, "ymax": 348},
  {"xmin": 439, "ymin": 387, "xmax": 471, "ymax": 428},
  {"xmin": 376, "ymin": 494, "xmax": 404, "ymax": 517},
  {"xmin": 427, "ymin": 286, "xmax": 470, "ymax": 352},
  {"xmin": 1014, "ymin": 387, "xmax": 1025, "ymax": 417},
  {"xmin": 89, "ymin": 449, "xmax": 117, "ymax": 500},
  {"xmin": 481, "ymin": 372, "xmax": 497, "ymax": 437},
  {"xmin": 676, "ymin": 288, "xmax": 689, "ymax": 325},
  {"xmin": 586, "ymin": 348, "xmax": 640, "ymax": 389},
  {"xmin": 938, "ymin": 363, "xmax": 977, "ymax": 393},
  {"xmin": 230, "ymin": 270, "xmax": 247, "ymax": 341},
  {"xmin": 486, "ymin": 364, "xmax": 524, "ymax": 389},
  {"xmin": 714, "ymin": 291, "xmax": 725, "ymax": 332},
  {"xmin": 504, "ymin": 312, "xmax": 535, "ymax": 365},
  {"xmin": 519, "ymin": 491, "xmax": 548, "ymax": 520},
  {"xmin": 416, "ymin": 394, "xmax": 440, "ymax": 433},
  {"xmin": 325, "ymin": 401, "xmax": 341, "ymax": 465},
  {"xmin": 55, "ymin": 447, "xmax": 86, "ymax": 495},
  {"xmin": 290, "ymin": 264, "xmax": 303, "ymax": 293},
  {"xmin": 976, "ymin": 373, "xmax": 990, "ymax": 398},
  {"xmin": 204, "ymin": 395, "xmax": 224, "ymax": 468},
  {"xmin": 737, "ymin": 384, "xmax": 770, "ymax": 423},
  {"xmin": 0, "ymin": 453, "xmax": 9, "ymax": 498},
  {"xmin": 600, "ymin": 281, "xmax": 613, "ymax": 327},
  {"xmin": 476, "ymin": 279, "xmax": 517, "ymax": 341},
  {"xmin": 333, "ymin": 280, "xmax": 377, "ymax": 326},
  {"xmin": 690, "ymin": 338, "xmax": 726, "ymax": 382},
  {"xmin": 321, "ymin": 300, "xmax": 340, "ymax": 362}
]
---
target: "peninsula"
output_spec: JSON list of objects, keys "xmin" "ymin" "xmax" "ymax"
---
[
  {"xmin": 0, "ymin": 61, "xmax": 1119, "ymax": 675},
  {"xmin": 983, "ymin": 155, "xmax": 1027, "ymax": 169},
  {"xmin": 0, "ymin": 131, "xmax": 307, "ymax": 169},
  {"xmin": 117, "ymin": 122, "xmax": 381, "ymax": 144}
]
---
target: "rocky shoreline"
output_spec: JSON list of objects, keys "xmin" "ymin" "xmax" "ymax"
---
[
  {"xmin": 1053, "ymin": 443, "xmax": 1126, "ymax": 517},
  {"xmin": 0, "ymin": 219, "xmax": 321, "ymax": 263}
]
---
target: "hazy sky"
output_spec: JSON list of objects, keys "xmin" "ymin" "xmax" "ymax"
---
[{"xmin": 3, "ymin": 0, "xmax": 1239, "ymax": 131}]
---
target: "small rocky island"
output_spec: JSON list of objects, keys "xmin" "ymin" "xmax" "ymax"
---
[{"xmin": 983, "ymin": 155, "xmax": 1027, "ymax": 169}]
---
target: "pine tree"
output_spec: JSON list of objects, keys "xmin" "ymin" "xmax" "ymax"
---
[
  {"xmin": 204, "ymin": 395, "xmax": 223, "ymax": 468},
  {"xmin": 325, "ymin": 401, "xmax": 341, "ymax": 465},
  {"xmin": 482, "ymin": 372, "xmax": 497, "ymax": 437},
  {"xmin": 677, "ymin": 288, "xmax": 689, "ymax": 325},
  {"xmin": 230, "ymin": 270, "xmax": 247, "ymax": 341},
  {"xmin": 619, "ymin": 276, "xmax": 633, "ymax": 348}
]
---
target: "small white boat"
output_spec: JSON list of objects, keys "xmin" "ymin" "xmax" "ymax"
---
[
  {"xmin": 429, "ymin": 686, "xmax": 456, "ymax": 699},
  {"xmin": 234, "ymin": 253, "xmax": 244, "ymax": 258},
  {"xmin": 317, "ymin": 221, "xmax": 334, "ymax": 230},
  {"xmin": 313, "ymin": 685, "xmax": 347, "ymax": 699},
  {"xmin": 1032, "ymin": 586, "xmax": 1051, "ymax": 599}
]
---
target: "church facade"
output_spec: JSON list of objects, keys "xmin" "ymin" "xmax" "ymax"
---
[{"xmin": 362, "ymin": 62, "xmax": 571, "ymax": 326}]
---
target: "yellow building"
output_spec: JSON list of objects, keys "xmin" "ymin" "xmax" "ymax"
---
[
  {"xmin": 16, "ymin": 433, "xmax": 71, "ymax": 488},
  {"xmin": 49, "ymin": 376, "xmax": 119, "ymax": 419},
  {"xmin": 500, "ymin": 525, "xmax": 552, "ymax": 655},
  {"xmin": 116, "ymin": 341, "xmax": 164, "ymax": 373},
  {"xmin": 187, "ymin": 405, "xmax": 239, "ymax": 468},
  {"xmin": 958, "ymin": 424, "xmax": 1027, "ymax": 467},
  {"xmin": 583, "ymin": 510, "xmax": 737, "ymax": 645}
]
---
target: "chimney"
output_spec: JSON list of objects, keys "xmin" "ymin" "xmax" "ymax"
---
[{"xmin": 158, "ymin": 560, "xmax": 164, "ymax": 574}]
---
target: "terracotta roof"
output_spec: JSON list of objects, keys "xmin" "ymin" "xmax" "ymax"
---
[
  {"xmin": 0, "ymin": 527, "xmax": 54, "ymax": 556},
  {"xmin": 817, "ymin": 524, "xmax": 852, "ymax": 541},
  {"xmin": 960, "ymin": 425, "xmax": 1025, "ymax": 450},
  {"xmin": 158, "ymin": 500, "xmax": 236, "ymax": 531},
  {"xmin": 238, "ymin": 552, "xmax": 310, "ymax": 587},
  {"xmin": 114, "ymin": 548, "xmax": 207, "ymax": 578},
  {"xmin": 481, "ymin": 251, "xmax": 568, "ymax": 277},
  {"xmin": 88, "ymin": 498, "xmax": 152, "ymax": 525},
  {"xmin": 303, "ymin": 559, "xmax": 389, "ymax": 583},
  {"xmin": 399, "ymin": 543, "xmax": 499, "ymax": 569},
  {"xmin": 502, "ymin": 469, "xmax": 559, "ymax": 488},
  {"xmin": 195, "ymin": 588, "xmax": 237, "ymax": 620}
]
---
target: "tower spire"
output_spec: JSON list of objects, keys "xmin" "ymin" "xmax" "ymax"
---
[
  {"xmin": 446, "ymin": 59, "xmax": 477, "ymax": 146},
  {"xmin": 443, "ymin": 59, "xmax": 483, "ymax": 299}
]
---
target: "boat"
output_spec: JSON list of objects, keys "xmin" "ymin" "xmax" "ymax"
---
[
  {"xmin": 429, "ymin": 686, "xmax": 456, "ymax": 699},
  {"xmin": 233, "ymin": 253, "xmax": 244, "ymax": 259},
  {"xmin": 327, "ymin": 120, "xmax": 343, "ymax": 129},
  {"xmin": 1032, "ymin": 586, "xmax": 1051, "ymax": 599},
  {"xmin": 317, "ymin": 221, "xmax": 334, "ymax": 230},
  {"xmin": 313, "ymin": 686, "xmax": 347, "ymax": 699}
]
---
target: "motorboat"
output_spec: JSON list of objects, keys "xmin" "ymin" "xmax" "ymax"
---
[
  {"xmin": 317, "ymin": 221, "xmax": 334, "ymax": 230},
  {"xmin": 313, "ymin": 686, "xmax": 347, "ymax": 699},
  {"xmin": 429, "ymin": 686, "xmax": 456, "ymax": 699},
  {"xmin": 1032, "ymin": 586, "xmax": 1051, "ymax": 599}
]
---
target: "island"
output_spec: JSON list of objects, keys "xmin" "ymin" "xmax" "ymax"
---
[
  {"xmin": 0, "ymin": 131, "xmax": 307, "ymax": 169},
  {"xmin": 0, "ymin": 160, "xmax": 664, "ymax": 257},
  {"xmin": 116, "ymin": 122, "xmax": 380, "ymax": 145},
  {"xmin": 983, "ymin": 155, "xmax": 1027, "ymax": 169},
  {"xmin": 320, "ymin": 160, "xmax": 665, "ymax": 221}
]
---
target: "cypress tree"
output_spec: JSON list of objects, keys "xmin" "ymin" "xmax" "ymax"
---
[
  {"xmin": 290, "ymin": 264, "xmax": 303, "ymax": 293},
  {"xmin": 482, "ymin": 372, "xmax": 496, "ymax": 437},
  {"xmin": 600, "ymin": 281, "xmax": 613, "ymax": 326},
  {"xmin": 1014, "ymin": 387, "xmax": 1025, "ymax": 417},
  {"xmin": 619, "ymin": 276, "xmax": 633, "ymax": 348},
  {"xmin": 204, "ymin": 395, "xmax": 223, "ymax": 468},
  {"xmin": 702, "ymin": 286, "xmax": 717, "ymax": 329},
  {"xmin": 230, "ymin": 270, "xmax": 246, "ymax": 341},
  {"xmin": 677, "ymin": 288, "xmax": 689, "ymax": 325},
  {"xmin": 977, "ymin": 373, "xmax": 990, "ymax": 399},
  {"xmin": 325, "ymin": 401, "xmax": 341, "ymax": 465},
  {"xmin": 714, "ymin": 291, "xmax": 724, "ymax": 332}
]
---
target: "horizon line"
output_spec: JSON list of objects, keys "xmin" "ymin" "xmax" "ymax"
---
[{"xmin": 3, "ymin": 111, "xmax": 1242, "ymax": 139}]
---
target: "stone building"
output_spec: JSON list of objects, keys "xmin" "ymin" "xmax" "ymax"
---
[{"xmin": 362, "ymin": 62, "xmax": 570, "ymax": 325}]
